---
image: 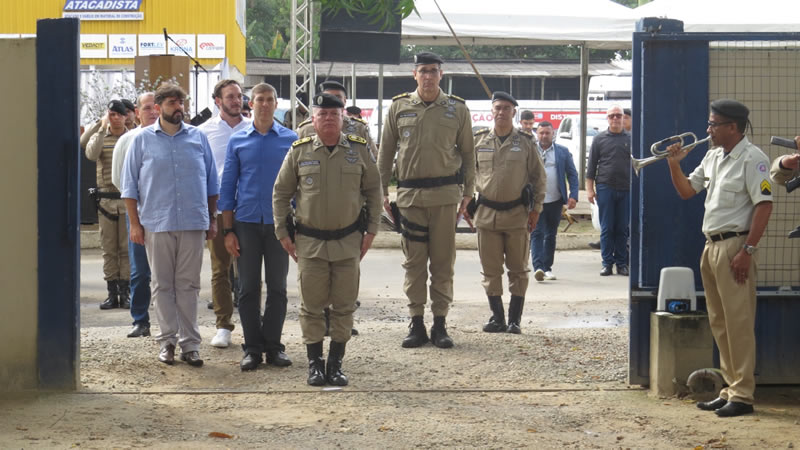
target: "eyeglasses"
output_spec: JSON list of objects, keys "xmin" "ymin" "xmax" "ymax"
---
[
  {"xmin": 707, "ymin": 120, "xmax": 733, "ymax": 127},
  {"xmin": 607, "ymin": 113, "xmax": 623, "ymax": 119}
]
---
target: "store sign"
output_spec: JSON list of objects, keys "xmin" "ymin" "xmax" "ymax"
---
[
  {"xmin": 63, "ymin": 0, "xmax": 144, "ymax": 20},
  {"xmin": 79, "ymin": 34, "xmax": 107, "ymax": 58},
  {"xmin": 197, "ymin": 34, "xmax": 225, "ymax": 59},
  {"xmin": 138, "ymin": 34, "xmax": 166, "ymax": 56},
  {"xmin": 109, "ymin": 34, "xmax": 136, "ymax": 58},
  {"xmin": 167, "ymin": 34, "xmax": 195, "ymax": 58}
]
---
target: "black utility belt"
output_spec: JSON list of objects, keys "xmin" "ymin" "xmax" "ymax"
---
[
  {"xmin": 397, "ymin": 173, "xmax": 462, "ymax": 189},
  {"xmin": 477, "ymin": 194, "xmax": 524, "ymax": 211},
  {"xmin": 707, "ymin": 230, "xmax": 749, "ymax": 242},
  {"xmin": 296, "ymin": 219, "xmax": 361, "ymax": 241}
]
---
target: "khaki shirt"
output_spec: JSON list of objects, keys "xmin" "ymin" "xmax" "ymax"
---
[
  {"xmin": 86, "ymin": 124, "xmax": 125, "ymax": 191},
  {"xmin": 378, "ymin": 89, "xmax": 476, "ymax": 208},
  {"xmin": 770, "ymin": 155, "xmax": 796, "ymax": 186},
  {"xmin": 473, "ymin": 127, "xmax": 546, "ymax": 230},
  {"xmin": 272, "ymin": 133, "xmax": 382, "ymax": 262},
  {"xmin": 283, "ymin": 108, "xmax": 309, "ymax": 131},
  {"xmin": 297, "ymin": 115, "xmax": 378, "ymax": 159},
  {"xmin": 687, "ymin": 136, "xmax": 773, "ymax": 235}
]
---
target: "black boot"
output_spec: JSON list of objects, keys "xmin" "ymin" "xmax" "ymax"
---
[
  {"xmin": 483, "ymin": 296, "xmax": 506, "ymax": 333},
  {"xmin": 118, "ymin": 279, "xmax": 130, "ymax": 309},
  {"xmin": 306, "ymin": 342, "xmax": 326, "ymax": 386},
  {"xmin": 506, "ymin": 295, "xmax": 525, "ymax": 334},
  {"xmin": 401, "ymin": 315, "xmax": 429, "ymax": 348},
  {"xmin": 430, "ymin": 316, "xmax": 454, "ymax": 348},
  {"xmin": 326, "ymin": 341, "xmax": 348, "ymax": 386},
  {"xmin": 99, "ymin": 280, "xmax": 119, "ymax": 310}
]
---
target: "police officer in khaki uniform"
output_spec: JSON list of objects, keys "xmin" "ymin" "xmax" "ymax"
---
[
  {"xmin": 273, "ymin": 93, "xmax": 382, "ymax": 387},
  {"xmin": 666, "ymin": 99, "xmax": 772, "ymax": 418},
  {"xmin": 769, "ymin": 136, "xmax": 800, "ymax": 184},
  {"xmin": 378, "ymin": 52, "xmax": 476, "ymax": 349},
  {"xmin": 282, "ymin": 92, "xmax": 309, "ymax": 131},
  {"xmin": 470, "ymin": 92, "xmax": 546, "ymax": 334},
  {"xmin": 86, "ymin": 100, "xmax": 131, "ymax": 310}
]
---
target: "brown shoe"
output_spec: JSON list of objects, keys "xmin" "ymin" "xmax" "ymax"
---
[
  {"xmin": 158, "ymin": 344, "xmax": 175, "ymax": 365},
  {"xmin": 180, "ymin": 351, "xmax": 204, "ymax": 367}
]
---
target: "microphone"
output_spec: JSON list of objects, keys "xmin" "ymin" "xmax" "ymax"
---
[{"xmin": 163, "ymin": 28, "xmax": 168, "ymax": 42}]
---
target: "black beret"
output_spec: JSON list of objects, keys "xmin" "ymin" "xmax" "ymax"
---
[
  {"xmin": 623, "ymin": 108, "xmax": 632, "ymax": 116},
  {"xmin": 319, "ymin": 80, "xmax": 347, "ymax": 96},
  {"xmin": 313, "ymin": 92, "xmax": 345, "ymax": 109},
  {"xmin": 710, "ymin": 99, "xmax": 749, "ymax": 120},
  {"xmin": 491, "ymin": 91, "xmax": 518, "ymax": 107},
  {"xmin": 107, "ymin": 99, "xmax": 128, "ymax": 116},
  {"xmin": 241, "ymin": 95, "xmax": 251, "ymax": 110},
  {"xmin": 121, "ymin": 98, "xmax": 136, "ymax": 113},
  {"xmin": 346, "ymin": 106, "xmax": 362, "ymax": 115},
  {"xmin": 414, "ymin": 52, "xmax": 443, "ymax": 65}
]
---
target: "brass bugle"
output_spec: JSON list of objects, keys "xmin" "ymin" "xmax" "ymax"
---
[{"xmin": 631, "ymin": 132, "xmax": 711, "ymax": 176}]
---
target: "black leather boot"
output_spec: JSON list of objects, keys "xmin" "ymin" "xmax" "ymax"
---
[
  {"xmin": 99, "ymin": 280, "xmax": 119, "ymax": 310},
  {"xmin": 326, "ymin": 341, "xmax": 348, "ymax": 386},
  {"xmin": 118, "ymin": 279, "xmax": 130, "ymax": 309},
  {"xmin": 506, "ymin": 295, "xmax": 525, "ymax": 334},
  {"xmin": 401, "ymin": 315, "xmax": 429, "ymax": 348},
  {"xmin": 430, "ymin": 316, "xmax": 454, "ymax": 348},
  {"xmin": 306, "ymin": 342, "xmax": 326, "ymax": 386},
  {"xmin": 483, "ymin": 296, "xmax": 506, "ymax": 333}
]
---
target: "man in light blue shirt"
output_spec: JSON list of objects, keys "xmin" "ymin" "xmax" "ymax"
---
[
  {"xmin": 219, "ymin": 82, "xmax": 297, "ymax": 372},
  {"xmin": 122, "ymin": 83, "xmax": 219, "ymax": 368}
]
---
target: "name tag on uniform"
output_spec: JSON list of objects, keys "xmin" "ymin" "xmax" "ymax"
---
[
  {"xmin": 299, "ymin": 160, "xmax": 320, "ymax": 167},
  {"xmin": 510, "ymin": 146, "xmax": 521, "ymax": 152},
  {"xmin": 477, "ymin": 148, "xmax": 494, "ymax": 152},
  {"xmin": 399, "ymin": 112, "xmax": 417, "ymax": 118}
]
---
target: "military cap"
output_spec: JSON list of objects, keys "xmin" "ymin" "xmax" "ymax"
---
[
  {"xmin": 414, "ymin": 52, "xmax": 443, "ymax": 65},
  {"xmin": 710, "ymin": 99, "xmax": 749, "ymax": 120},
  {"xmin": 346, "ymin": 105, "xmax": 362, "ymax": 116},
  {"xmin": 623, "ymin": 108, "xmax": 632, "ymax": 116},
  {"xmin": 107, "ymin": 99, "xmax": 128, "ymax": 116},
  {"xmin": 242, "ymin": 94, "xmax": 251, "ymax": 110},
  {"xmin": 313, "ymin": 92, "xmax": 345, "ymax": 109},
  {"xmin": 121, "ymin": 98, "xmax": 136, "ymax": 113},
  {"xmin": 491, "ymin": 91, "xmax": 518, "ymax": 107},
  {"xmin": 319, "ymin": 80, "xmax": 347, "ymax": 96}
]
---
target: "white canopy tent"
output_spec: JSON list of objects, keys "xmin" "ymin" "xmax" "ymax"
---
[{"xmin": 634, "ymin": 0, "xmax": 800, "ymax": 33}]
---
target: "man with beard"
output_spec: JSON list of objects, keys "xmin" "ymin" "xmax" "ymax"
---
[
  {"xmin": 122, "ymin": 83, "xmax": 219, "ymax": 367},
  {"xmin": 198, "ymin": 79, "xmax": 252, "ymax": 349},
  {"xmin": 111, "ymin": 92, "xmax": 159, "ymax": 338}
]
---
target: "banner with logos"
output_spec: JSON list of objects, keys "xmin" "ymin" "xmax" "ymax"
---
[
  {"xmin": 80, "ymin": 34, "xmax": 107, "ymax": 58},
  {"xmin": 167, "ymin": 34, "xmax": 195, "ymax": 58},
  {"xmin": 109, "ymin": 34, "xmax": 136, "ymax": 58},
  {"xmin": 138, "ymin": 34, "xmax": 166, "ymax": 56},
  {"xmin": 197, "ymin": 34, "xmax": 225, "ymax": 59}
]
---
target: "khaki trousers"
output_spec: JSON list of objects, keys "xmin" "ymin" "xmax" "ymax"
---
[
  {"xmin": 207, "ymin": 215, "xmax": 234, "ymax": 331},
  {"xmin": 477, "ymin": 227, "xmax": 530, "ymax": 297},
  {"xmin": 399, "ymin": 204, "xmax": 457, "ymax": 317},
  {"xmin": 98, "ymin": 198, "xmax": 130, "ymax": 281},
  {"xmin": 297, "ymin": 256, "xmax": 359, "ymax": 344},
  {"xmin": 699, "ymin": 235, "xmax": 757, "ymax": 405}
]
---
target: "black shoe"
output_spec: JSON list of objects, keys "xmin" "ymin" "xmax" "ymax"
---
[
  {"xmin": 714, "ymin": 401, "xmax": 754, "ymax": 417},
  {"xmin": 483, "ymin": 296, "xmax": 506, "ymax": 333},
  {"xmin": 306, "ymin": 342, "xmax": 326, "ymax": 386},
  {"xmin": 100, "ymin": 280, "xmax": 119, "ymax": 310},
  {"xmin": 617, "ymin": 265, "xmax": 629, "ymax": 276},
  {"xmin": 600, "ymin": 266, "xmax": 613, "ymax": 276},
  {"xmin": 180, "ymin": 351, "xmax": 204, "ymax": 367},
  {"xmin": 118, "ymin": 280, "xmax": 130, "ymax": 309},
  {"xmin": 696, "ymin": 397, "xmax": 727, "ymax": 411},
  {"xmin": 266, "ymin": 350, "xmax": 292, "ymax": 367},
  {"xmin": 430, "ymin": 316, "xmax": 454, "ymax": 348},
  {"xmin": 326, "ymin": 341, "xmax": 348, "ymax": 386},
  {"xmin": 402, "ymin": 316, "xmax": 429, "ymax": 348},
  {"xmin": 240, "ymin": 353, "xmax": 262, "ymax": 371},
  {"xmin": 206, "ymin": 301, "xmax": 214, "ymax": 310},
  {"xmin": 506, "ymin": 295, "xmax": 525, "ymax": 335},
  {"xmin": 127, "ymin": 323, "xmax": 150, "ymax": 338},
  {"xmin": 351, "ymin": 328, "xmax": 359, "ymax": 336},
  {"xmin": 589, "ymin": 241, "xmax": 601, "ymax": 250},
  {"xmin": 158, "ymin": 344, "xmax": 175, "ymax": 365}
]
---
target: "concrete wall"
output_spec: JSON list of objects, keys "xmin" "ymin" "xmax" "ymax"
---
[{"xmin": 0, "ymin": 38, "xmax": 38, "ymax": 390}]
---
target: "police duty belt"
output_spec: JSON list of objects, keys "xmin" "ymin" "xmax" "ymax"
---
[
  {"xmin": 87, "ymin": 188, "xmax": 122, "ymax": 221},
  {"xmin": 396, "ymin": 172, "xmax": 463, "ymax": 189},
  {"xmin": 475, "ymin": 184, "xmax": 534, "ymax": 212},
  {"xmin": 388, "ymin": 201, "xmax": 428, "ymax": 242},
  {"xmin": 295, "ymin": 218, "xmax": 362, "ymax": 241}
]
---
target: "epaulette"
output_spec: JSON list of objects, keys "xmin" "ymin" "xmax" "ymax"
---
[
  {"xmin": 347, "ymin": 134, "xmax": 367, "ymax": 145},
  {"xmin": 473, "ymin": 127, "xmax": 490, "ymax": 136},
  {"xmin": 447, "ymin": 94, "xmax": 466, "ymax": 103},
  {"xmin": 393, "ymin": 92, "xmax": 412, "ymax": 100},
  {"xmin": 297, "ymin": 118, "xmax": 312, "ymax": 128},
  {"xmin": 292, "ymin": 136, "xmax": 313, "ymax": 147},
  {"xmin": 519, "ymin": 129, "xmax": 533, "ymax": 138},
  {"xmin": 350, "ymin": 116, "xmax": 367, "ymax": 125}
]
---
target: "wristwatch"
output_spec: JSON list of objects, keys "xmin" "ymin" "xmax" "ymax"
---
[
  {"xmin": 223, "ymin": 228, "xmax": 235, "ymax": 236},
  {"xmin": 743, "ymin": 244, "xmax": 757, "ymax": 255}
]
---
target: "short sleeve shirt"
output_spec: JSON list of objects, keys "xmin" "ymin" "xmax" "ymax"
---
[{"xmin": 687, "ymin": 136, "xmax": 773, "ymax": 234}]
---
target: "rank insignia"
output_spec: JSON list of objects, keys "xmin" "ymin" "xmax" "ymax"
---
[
  {"xmin": 761, "ymin": 179, "xmax": 772, "ymax": 195},
  {"xmin": 292, "ymin": 136, "xmax": 313, "ymax": 147},
  {"xmin": 345, "ymin": 157, "xmax": 359, "ymax": 164}
]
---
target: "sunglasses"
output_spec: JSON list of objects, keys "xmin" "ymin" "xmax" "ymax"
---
[
  {"xmin": 707, "ymin": 120, "xmax": 733, "ymax": 127},
  {"xmin": 607, "ymin": 113, "xmax": 623, "ymax": 119}
]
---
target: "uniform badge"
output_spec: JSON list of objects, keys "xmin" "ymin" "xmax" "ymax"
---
[
  {"xmin": 305, "ymin": 176, "xmax": 314, "ymax": 186},
  {"xmin": 403, "ymin": 130, "xmax": 411, "ymax": 138},
  {"xmin": 346, "ymin": 149, "xmax": 358, "ymax": 156},
  {"xmin": 399, "ymin": 112, "xmax": 417, "ymax": 118},
  {"xmin": 761, "ymin": 179, "xmax": 772, "ymax": 195},
  {"xmin": 299, "ymin": 160, "xmax": 320, "ymax": 167},
  {"xmin": 444, "ymin": 112, "xmax": 455, "ymax": 118},
  {"xmin": 345, "ymin": 157, "xmax": 359, "ymax": 164},
  {"xmin": 477, "ymin": 148, "xmax": 494, "ymax": 152},
  {"xmin": 510, "ymin": 146, "xmax": 521, "ymax": 152},
  {"xmin": 757, "ymin": 162, "xmax": 768, "ymax": 173},
  {"xmin": 347, "ymin": 125, "xmax": 356, "ymax": 132},
  {"xmin": 449, "ymin": 99, "xmax": 456, "ymax": 104},
  {"xmin": 447, "ymin": 105, "xmax": 455, "ymax": 112}
]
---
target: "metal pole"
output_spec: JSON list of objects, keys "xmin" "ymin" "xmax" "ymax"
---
[
  {"xmin": 351, "ymin": 63, "xmax": 357, "ymax": 105},
  {"xmin": 540, "ymin": 78, "xmax": 545, "ymax": 100},
  {"xmin": 579, "ymin": 44, "xmax": 589, "ymax": 190},
  {"xmin": 290, "ymin": 0, "xmax": 297, "ymax": 127},
  {"xmin": 377, "ymin": 64, "xmax": 384, "ymax": 144},
  {"xmin": 448, "ymin": 76, "xmax": 453, "ymax": 95}
]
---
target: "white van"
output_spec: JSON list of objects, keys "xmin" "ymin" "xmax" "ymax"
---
[{"xmin": 555, "ymin": 114, "xmax": 609, "ymax": 175}]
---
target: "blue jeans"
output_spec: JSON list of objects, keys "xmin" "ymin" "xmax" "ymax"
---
[
  {"xmin": 126, "ymin": 217, "xmax": 151, "ymax": 326},
  {"xmin": 531, "ymin": 201, "xmax": 563, "ymax": 272},
  {"xmin": 595, "ymin": 183, "xmax": 629, "ymax": 268}
]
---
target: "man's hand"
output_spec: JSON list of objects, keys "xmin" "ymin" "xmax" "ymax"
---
[
  {"xmin": 781, "ymin": 154, "xmax": 800, "ymax": 171},
  {"xmin": 795, "ymin": 135, "xmax": 800, "ymax": 151},
  {"xmin": 129, "ymin": 223, "xmax": 145, "ymax": 245},
  {"xmin": 360, "ymin": 232, "xmax": 376, "ymax": 260},
  {"xmin": 730, "ymin": 249, "xmax": 751, "ymax": 285},
  {"xmin": 458, "ymin": 195, "xmax": 471, "ymax": 216},
  {"xmin": 527, "ymin": 211, "xmax": 540, "ymax": 233},
  {"xmin": 280, "ymin": 236, "xmax": 297, "ymax": 262},
  {"xmin": 225, "ymin": 232, "xmax": 240, "ymax": 257},
  {"xmin": 587, "ymin": 190, "xmax": 596, "ymax": 204},
  {"xmin": 666, "ymin": 142, "xmax": 690, "ymax": 163},
  {"xmin": 383, "ymin": 195, "xmax": 392, "ymax": 216},
  {"xmin": 206, "ymin": 218, "xmax": 217, "ymax": 240},
  {"xmin": 567, "ymin": 198, "xmax": 577, "ymax": 210}
]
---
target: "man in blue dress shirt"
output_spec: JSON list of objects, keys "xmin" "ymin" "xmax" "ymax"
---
[
  {"xmin": 219, "ymin": 83, "xmax": 298, "ymax": 372},
  {"xmin": 122, "ymin": 83, "xmax": 219, "ymax": 367}
]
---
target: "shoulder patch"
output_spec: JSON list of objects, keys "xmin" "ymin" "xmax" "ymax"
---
[
  {"xmin": 292, "ymin": 136, "xmax": 313, "ymax": 147},
  {"xmin": 473, "ymin": 127, "xmax": 490, "ymax": 136},
  {"xmin": 347, "ymin": 134, "xmax": 367, "ymax": 145},
  {"xmin": 393, "ymin": 92, "xmax": 411, "ymax": 100},
  {"xmin": 351, "ymin": 116, "xmax": 367, "ymax": 125},
  {"xmin": 297, "ymin": 118, "xmax": 312, "ymax": 128},
  {"xmin": 447, "ymin": 94, "xmax": 466, "ymax": 103}
]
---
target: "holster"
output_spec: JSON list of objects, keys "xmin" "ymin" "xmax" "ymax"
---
[
  {"xmin": 358, "ymin": 206, "xmax": 369, "ymax": 234},
  {"xmin": 466, "ymin": 196, "xmax": 478, "ymax": 218},
  {"xmin": 286, "ymin": 213, "xmax": 296, "ymax": 243},
  {"xmin": 520, "ymin": 183, "xmax": 534, "ymax": 211},
  {"xmin": 88, "ymin": 188, "xmax": 121, "ymax": 222},
  {"xmin": 389, "ymin": 201, "xmax": 402, "ymax": 233}
]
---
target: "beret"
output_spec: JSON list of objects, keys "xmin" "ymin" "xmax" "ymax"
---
[
  {"xmin": 710, "ymin": 99, "xmax": 749, "ymax": 120},
  {"xmin": 313, "ymin": 92, "xmax": 345, "ymax": 109},
  {"xmin": 414, "ymin": 52, "xmax": 443, "ymax": 65},
  {"xmin": 345, "ymin": 106, "xmax": 362, "ymax": 115},
  {"xmin": 319, "ymin": 80, "xmax": 347, "ymax": 96},
  {"xmin": 491, "ymin": 91, "xmax": 518, "ymax": 107},
  {"xmin": 107, "ymin": 99, "xmax": 128, "ymax": 116}
]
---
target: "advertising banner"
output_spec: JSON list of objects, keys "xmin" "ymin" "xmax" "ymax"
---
[
  {"xmin": 80, "ymin": 34, "xmax": 107, "ymax": 58},
  {"xmin": 138, "ymin": 34, "xmax": 166, "ymax": 56},
  {"xmin": 197, "ymin": 34, "xmax": 225, "ymax": 59},
  {"xmin": 109, "ymin": 34, "xmax": 136, "ymax": 58},
  {"xmin": 63, "ymin": 0, "xmax": 144, "ymax": 20},
  {"xmin": 167, "ymin": 34, "xmax": 195, "ymax": 58}
]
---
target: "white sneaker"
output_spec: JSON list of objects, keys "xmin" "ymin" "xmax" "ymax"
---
[
  {"xmin": 210, "ymin": 329, "xmax": 231, "ymax": 348},
  {"xmin": 534, "ymin": 269, "xmax": 545, "ymax": 282},
  {"xmin": 544, "ymin": 271, "xmax": 557, "ymax": 280}
]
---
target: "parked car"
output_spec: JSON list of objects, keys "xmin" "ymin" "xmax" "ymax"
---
[{"xmin": 555, "ymin": 114, "xmax": 608, "ymax": 175}]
